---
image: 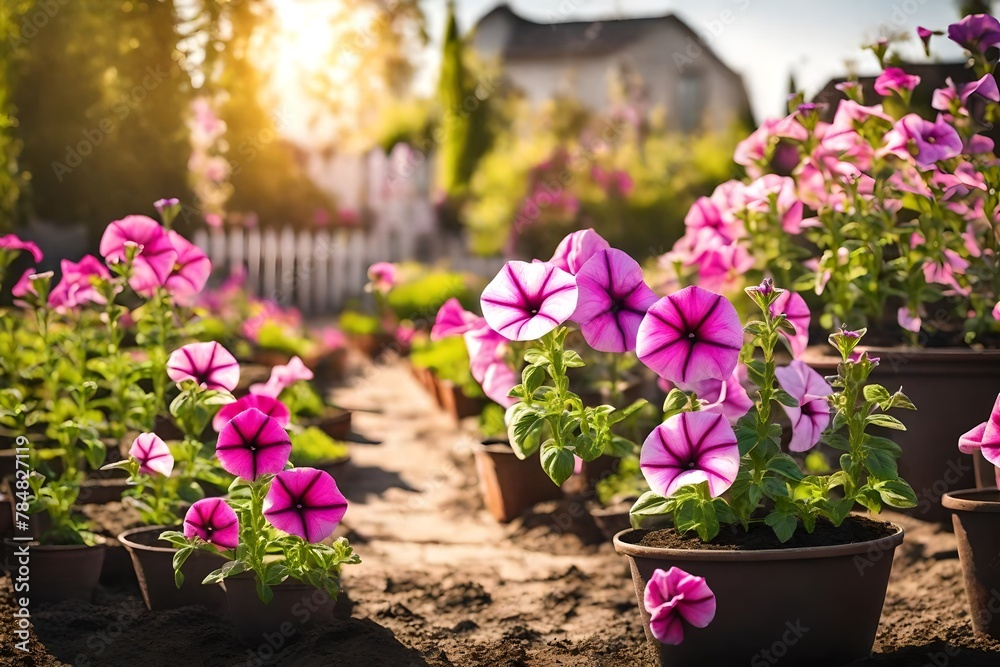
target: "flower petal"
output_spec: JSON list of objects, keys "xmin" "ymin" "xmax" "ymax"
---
[
  {"xmin": 640, "ymin": 412, "xmax": 739, "ymax": 498},
  {"xmin": 572, "ymin": 248, "xmax": 657, "ymax": 353},
  {"xmin": 212, "ymin": 394, "xmax": 291, "ymax": 432},
  {"xmin": 263, "ymin": 467, "xmax": 348, "ymax": 543},
  {"xmin": 481, "ymin": 261, "xmax": 578, "ymax": 341},
  {"xmin": 216, "ymin": 408, "xmax": 292, "ymax": 481}
]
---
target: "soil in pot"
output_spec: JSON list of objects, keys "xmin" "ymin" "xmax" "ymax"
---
[
  {"xmin": 615, "ymin": 516, "xmax": 904, "ymax": 666},
  {"xmin": 118, "ymin": 525, "xmax": 227, "ymax": 612},
  {"xmin": 4, "ymin": 536, "xmax": 107, "ymax": 604},
  {"xmin": 473, "ymin": 440, "xmax": 564, "ymax": 523},
  {"xmin": 224, "ymin": 573, "xmax": 336, "ymax": 646},
  {"xmin": 943, "ymin": 488, "xmax": 1000, "ymax": 640}
]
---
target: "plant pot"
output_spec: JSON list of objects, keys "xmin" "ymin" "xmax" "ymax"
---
[
  {"xmin": 348, "ymin": 333, "xmax": 397, "ymax": 359},
  {"xmin": 303, "ymin": 409, "xmax": 352, "ymax": 441},
  {"xmin": 311, "ymin": 348, "xmax": 349, "ymax": 386},
  {"xmin": 0, "ymin": 449, "xmax": 18, "ymax": 481},
  {"xmin": 4, "ymin": 537, "xmax": 107, "ymax": 604},
  {"xmin": 224, "ymin": 573, "xmax": 335, "ymax": 647},
  {"xmin": 473, "ymin": 440, "xmax": 564, "ymax": 522},
  {"xmin": 77, "ymin": 477, "xmax": 130, "ymax": 505},
  {"xmin": 118, "ymin": 526, "xmax": 227, "ymax": 612},
  {"xmin": 613, "ymin": 523, "xmax": 904, "ymax": 666},
  {"xmin": 804, "ymin": 346, "xmax": 998, "ymax": 523},
  {"xmin": 942, "ymin": 488, "xmax": 1000, "ymax": 639},
  {"xmin": 436, "ymin": 379, "xmax": 486, "ymax": 422},
  {"xmin": 972, "ymin": 449, "xmax": 998, "ymax": 489},
  {"xmin": 589, "ymin": 502, "xmax": 633, "ymax": 541}
]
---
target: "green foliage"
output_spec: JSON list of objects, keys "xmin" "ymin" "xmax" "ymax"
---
[
  {"xmin": 338, "ymin": 310, "xmax": 383, "ymax": 336},
  {"xmin": 256, "ymin": 321, "xmax": 313, "ymax": 358},
  {"xmin": 289, "ymin": 427, "xmax": 350, "ymax": 467},
  {"xmin": 387, "ymin": 268, "xmax": 477, "ymax": 322},
  {"xmin": 409, "ymin": 336, "xmax": 482, "ymax": 398}
]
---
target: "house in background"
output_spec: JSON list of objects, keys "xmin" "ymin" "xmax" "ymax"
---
[{"xmin": 470, "ymin": 4, "xmax": 753, "ymax": 133}]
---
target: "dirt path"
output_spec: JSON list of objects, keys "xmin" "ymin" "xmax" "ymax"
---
[{"xmin": 2, "ymin": 358, "xmax": 1000, "ymax": 665}]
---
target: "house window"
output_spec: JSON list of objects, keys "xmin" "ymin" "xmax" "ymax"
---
[{"xmin": 678, "ymin": 71, "xmax": 705, "ymax": 132}]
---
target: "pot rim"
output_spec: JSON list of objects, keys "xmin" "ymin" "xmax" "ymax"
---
[
  {"xmin": 3, "ymin": 535, "xmax": 108, "ymax": 550},
  {"xmin": 613, "ymin": 522, "xmax": 904, "ymax": 562},
  {"xmin": 942, "ymin": 487, "xmax": 1000, "ymax": 512},
  {"xmin": 118, "ymin": 525, "xmax": 182, "ymax": 553},
  {"xmin": 476, "ymin": 439, "xmax": 518, "ymax": 455}
]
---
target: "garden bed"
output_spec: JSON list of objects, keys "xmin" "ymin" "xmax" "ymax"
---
[{"xmin": 2, "ymin": 362, "xmax": 1000, "ymax": 666}]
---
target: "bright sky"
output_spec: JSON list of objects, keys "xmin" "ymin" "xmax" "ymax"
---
[{"xmin": 423, "ymin": 0, "xmax": 971, "ymax": 122}]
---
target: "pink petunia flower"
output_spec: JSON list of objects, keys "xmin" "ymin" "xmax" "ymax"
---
[
  {"xmin": 874, "ymin": 67, "xmax": 921, "ymax": 97},
  {"xmin": 670, "ymin": 366, "xmax": 753, "ymax": 424},
  {"xmin": 769, "ymin": 290, "xmax": 811, "ymax": 358},
  {"xmin": 183, "ymin": 497, "xmax": 239, "ymax": 550},
  {"xmin": 99, "ymin": 215, "xmax": 178, "ymax": 293},
  {"xmin": 11, "ymin": 268, "xmax": 37, "ymax": 305},
  {"xmin": 48, "ymin": 256, "xmax": 111, "ymax": 310},
  {"xmin": 644, "ymin": 567, "xmax": 717, "ymax": 645},
  {"xmin": 263, "ymin": 467, "xmax": 348, "ymax": 543},
  {"xmin": 166, "ymin": 341, "xmax": 240, "ymax": 392},
  {"xmin": 923, "ymin": 250, "xmax": 970, "ymax": 296},
  {"xmin": 0, "ymin": 234, "xmax": 43, "ymax": 263},
  {"xmin": 481, "ymin": 261, "xmax": 578, "ymax": 341},
  {"xmin": 129, "ymin": 433, "xmax": 174, "ymax": 477},
  {"xmin": 463, "ymin": 322, "xmax": 518, "ymax": 407},
  {"xmin": 883, "ymin": 114, "xmax": 963, "ymax": 168},
  {"xmin": 161, "ymin": 231, "xmax": 211, "ymax": 302},
  {"xmin": 640, "ymin": 411, "xmax": 740, "ymax": 498},
  {"xmin": 958, "ymin": 393, "xmax": 1000, "ymax": 466},
  {"xmin": 571, "ymin": 248, "xmax": 658, "ymax": 353},
  {"xmin": 897, "ymin": 306, "xmax": 923, "ymax": 333},
  {"xmin": 774, "ymin": 360, "xmax": 833, "ymax": 452},
  {"xmin": 548, "ymin": 229, "xmax": 610, "ymax": 275},
  {"xmin": 215, "ymin": 408, "xmax": 292, "ymax": 481},
  {"xmin": 948, "ymin": 14, "xmax": 1000, "ymax": 52},
  {"xmin": 249, "ymin": 356, "xmax": 314, "ymax": 398},
  {"xmin": 636, "ymin": 286, "xmax": 743, "ymax": 385},
  {"xmin": 212, "ymin": 394, "xmax": 290, "ymax": 433},
  {"xmin": 431, "ymin": 298, "xmax": 482, "ymax": 340},
  {"xmin": 367, "ymin": 262, "xmax": 397, "ymax": 293}
]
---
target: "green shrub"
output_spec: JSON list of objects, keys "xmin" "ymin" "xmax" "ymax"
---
[{"xmin": 290, "ymin": 427, "xmax": 349, "ymax": 467}]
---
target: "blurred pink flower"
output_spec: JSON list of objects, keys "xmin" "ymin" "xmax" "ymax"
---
[
  {"xmin": 99, "ymin": 215, "xmax": 178, "ymax": 293},
  {"xmin": 874, "ymin": 67, "xmax": 920, "ymax": 96},
  {"xmin": 948, "ymin": 14, "xmax": 1000, "ymax": 52},
  {"xmin": 548, "ymin": 229, "xmax": 610, "ymax": 275},
  {"xmin": 48, "ymin": 256, "xmax": 110, "ymax": 310},
  {"xmin": 0, "ymin": 234, "xmax": 43, "ymax": 263},
  {"xmin": 129, "ymin": 433, "xmax": 174, "ymax": 477},
  {"xmin": 884, "ymin": 114, "xmax": 962, "ymax": 167}
]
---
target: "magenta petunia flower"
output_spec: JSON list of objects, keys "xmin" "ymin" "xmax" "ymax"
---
[
  {"xmin": 548, "ymin": 228, "xmax": 610, "ymax": 275},
  {"xmin": 212, "ymin": 393, "xmax": 290, "ymax": 433},
  {"xmin": 636, "ymin": 286, "xmax": 743, "ymax": 385},
  {"xmin": 874, "ymin": 67, "xmax": 921, "ymax": 97},
  {"xmin": 0, "ymin": 234, "xmax": 43, "ymax": 263},
  {"xmin": 263, "ymin": 467, "xmax": 348, "ymax": 543},
  {"xmin": 571, "ymin": 248, "xmax": 658, "ymax": 353},
  {"xmin": 431, "ymin": 298, "xmax": 482, "ymax": 340},
  {"xmin": 99, "ymin": 215, "xmax": 178, "ymax": 292},
  {"xmin": 48, "ymin": 256, "xmax": 111, "ymax": 310},
  {"xmin": 897, "ymin": 306, "xmax": 923, "ymax": 333},
  {"xmin": 769, "ymin": 289, "xmax": 811, "ymax": 358},
  {"xmin": 644, "ymin": 567, "xmax": 717, "ymax": 645},
  {"xmin": 958, "ymin": 393, "xmax": 1000, "ymax": 465},
  {"xmin": 162, "ymin": 231, "xmax": 211, "ymax": 301},
  {"xmin": 481, "ymin": 261, "xmax": 578, "ymax": 341},
  {"xmin": 672, "ymin": 366, "xmax": 753, "ymax": 425},
  {"xmin": 463, "ymin": 322, "xmax": 518, "ymax": 407},
  {"xmin": 640, "ymin": 411, "xmax": 740, "ymax": 498},
  {"xmin": 948, "ymin": 14, "xmax": 1000, "ymax": 52},
  {"xmin": 775, "ymin": 360, "xmax": 833, "ymax": 452},
  {"xmin": 216, "ymin": 408, "xmax": 292, "ymax": 481},
  {"xmin": 166, "ymin": 341, "xmax": 240, "ymax": 392},
  {"xmin": 129, "ymin": 432, "xmax": 174, "ymax": 477},
  {"xmin": 11, "ymin": 269, "xmax": 37, "ymax": 303},
  {"xmin": 183, "ymin": 498, "xmax": 239, "ymax": 550},
  {"xmin": 249, "ymin": 355, "xmax": 314, "ymax": 398},
  {"xmin": 154, "ymin": 197, "xmax": 180, "ymax": 216},
  {"xmin": 367, "ymin": 262, "xmax": 397, "ymax": 293},
  {"xmin": 884, "ymin": 114, "xmax": 963, "ymax": 167}
]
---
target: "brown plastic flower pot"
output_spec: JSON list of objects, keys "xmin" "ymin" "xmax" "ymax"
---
[
  {"xmin": 805, "ymin": 346, "xmax": 1000, "ymax": 523},
  {"xmin": 4, "ymin": 537, "xmax": 107, "ymax": 604},
  {"xmin": 473, "ymin": 440, "xmax": 564, "ymax": 523},
  {"xmin": 942, "ymin": 489, "xmax": 1000, "ymax": 639},
  {"xmin": 77, "ymin": 477, "xmax": 130, "ymax": 505},
  {"xmin": 972, "ymin": 450, "xmax": 998, "ymax": 489},
  {"xmin": 303, "ymin": 409, "xmax": 352, "ymax": 441},
  {"xmin": 224, "ymin": 573, "xmax": 336, "ymax": 647},
  {"xmin": 118, "ymin": 526, "xmax": 227, "ymax": 612},
  {"xmin": 589, "ymin": 503, "xmax": 632, "ymax": 542},
  {"xmin": 436, "ymin": 379, "xmax": 486, "ymax": 422},
  {"xmin": 614, "ymin": 524, "xmax": 904, "ymax": 666}
]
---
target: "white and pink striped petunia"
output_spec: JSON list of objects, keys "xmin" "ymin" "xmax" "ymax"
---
[
  {"xmin": 128, "ymin": 432, "xmax": 174, "ymax": 477},
  {"xmin": 643, "ymin": 567, "xmax": 717, "ymax": 645},
  {"xmin": 958, "ymin": 392, "xmax": 1000, "ymax": 466},
  {"xmin": 263, "ymin": 467, "xmax": 348, "ymax": 543},
  {"xmin": 99, "ymin": 215, "xmax": 178, "ymax": 293},
  {"xmin": 774, "ymin": 360, "xmax": 833, "ymax": 452},
  {"xmin": 548, "ymin": 228, "xmax": 610, "ymax": 275},
  {"xmin": 571, "ymin": 248, "xmax": 658, "ymax": 353},
  {"xmin": 183, "ymin": 497, "xmax": 239, "ymax": 550},
  {"xmin": 215, "ymin": 408, "xmax": 292, "ymax": 481},
  {"xmin": 636, "ymin": 286, "xmax": 743, "ymax": 385},
  {"xmin": 212, "ymin": 393, "xmax": 290, "ymax": 433},
  {"xmin": 481, "ymin": 261, "xmax": 578, "ymax": 341},
  {"xmin": 166, "ymin": 341, "xmax": 240, "ymax": 392},
  {"xmin": 672, "ymin": 366, "xmax": 754, "ymax": 425},
  {"xmin": 162, "ymin": 231, "xmax": 211, "ymax": 302},
  {"xmin": 769, "ymin": 289, "xmax": 811, "ymax": 358},
  {"xmin": 640, "ymin": 411, "xmax": 740, "ymax": 498},
  {"xmin": 431, "ymin": 298, "xmax": 482, "ymax": 340}
]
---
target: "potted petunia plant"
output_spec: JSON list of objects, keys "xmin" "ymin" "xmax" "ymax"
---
[
  {"xmin": 163, "ymin": 407, "xmax": 359, "ymax": 645},
  {"xmin": 660, "ymin": 16, "xmax": 1000, "ymax": 520}
]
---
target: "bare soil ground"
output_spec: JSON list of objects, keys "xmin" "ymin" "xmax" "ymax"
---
[{"xmin": 1, "ymin": 359, "xmax": 999, "ymax": 666}]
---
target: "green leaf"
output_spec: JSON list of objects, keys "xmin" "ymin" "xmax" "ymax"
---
[
  {"xmin": 874, "ymin": 479, "xmax": 917, "ymax": 508},
  {"xmin": 773, "ymin": 390, "xmax": 799, "ymax": 408},
  {"xmin": 82, "ymin": 438, "xmax": 107, "ymax": 471},
  {"xmin": 828, "ymin": 498, "xmax": 855, "ymax": 525},
  {"xmin": 863, "ymin": 384, "xmax": 891, "ymax": 406},
  {"xmin": 766, "ymin": 454, "xmax": 805, "ymax": 481},
  {"xmin": 735, "ymin": 425, "xmax": 761, "ymax": 456},
  {"xmin": 256, "ymin": 577, "xmax": 274, "ymax": 604},
  {"xmin": 572, "ymin": 433, "xmax": 603, "ymax": 462},
  {"xmin": 522, "ymin": 365, "xmax": 546, "ymax": 395},
  {"xmin": 540, "ymin": 441, "xmax": 575, "ymax": 486},
  {"xmin": 172, "ymin": 546, "xmax": 194, "ymax": 589},
  {"xmin": 887, "ymin": 390, "xmax": 916, "ymax": 411},
  {"xmin": 629, "ymin": 491, "xmax": 673, "ymax": 529},
  {"xmin": 762, "ymin": 476, "xmax": 790, "ymax": 499},
  {"xmin": 662, "ymin": 389, "xmax": 690, "ymax": 420},
  {"xmin": 865, "ymin": 435, "xmax": 903, "ymax": 458},
  {"xmin": 561, "ymin": 350, "xmax": 585, "ymax": 368},
  {"xmin": 866, "ymin": 413, "xmax": 906, "ymax": 431},
  {"xmin": 508, "ymin": 406, "xmax": 544, "ymax": 460},
  {"xmin": 202, "ymin": 559, "xmax": 246, "ymax": 585},
  {"xmin": 610, "ymin": 399, "xmax": 647, "ymax": 425},
  {"xmin": 523, "ymin": 348, "xmax": 548, "ymax": 366},
  {"xmin": 764, "ymin": 511, "xmax": 798, "ymax": 543},
  {"xmin": 863, "ymin": 447, "xmax": 898, "ymax": 479}
]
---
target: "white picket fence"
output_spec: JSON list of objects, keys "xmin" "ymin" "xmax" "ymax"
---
[{"xmin": 191, "ymin": 225, "xmax": 504, "ymax": 314}]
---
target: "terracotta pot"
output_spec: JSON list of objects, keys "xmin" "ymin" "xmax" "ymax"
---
[
  {"xmin": 311, "ymin": 348, "xmax": 349, "ymax": 386},
  {"xmin": 614, "ymin": 524, "xmax": 904, "ymax": 666},
  {"xmin": 942, "ymin": 488, "xmax": 1000, "ymax": 639},
  {"xmin": 436, "ymin": 379, "xmax": 486, "ymax": 422},
  {"xmin": 118, "ymin": 526, "xmax": 227, "ymax": 612},
  {"xmin": 473, "ymin": 440, "xmax": 564, "ymax": 522},
  {"xmin": 589, "ymin": 503, "xmax": 632, "ymax": 541},
  {"xmin": 348, "ymin": 333, "xmax": 397, "ymax": 359},
  {"xmin": 805, "ymin": 346, "xmax": 998, "ymax": 523},
  {"xmin": 225, "ymin": 573, "xmax": 335, "ymax": 646},
  {"xmin": 303, "ymin": 409, "xmax": 352, "ymax": 441},
  {"xmin": 77, "ymin": 477, "xmax": 130, "ymax": 505},
  {"xmin": 4, "ymin": 537, "xmax": 107, "ymax": 603}
]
